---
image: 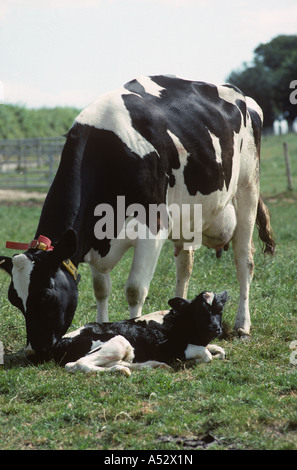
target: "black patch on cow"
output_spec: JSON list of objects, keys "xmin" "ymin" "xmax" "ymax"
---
[
  {"xmin": 247, "ymin": 107, "xmax": 262, "ymax": 157},
  {"xmin": 36, "ymin": 123, "xmax": 171, "ymax": 259},
  {"xmin": 169, "ymin": 173, "xmax": 175, "ymax": 187},
  {"xmin": 236, "ymin": 99, "xmax": 247, "ymax": 127},
  {"xmin": 123, "ymin": 75, "xmax": 246, "ymax": 195}
]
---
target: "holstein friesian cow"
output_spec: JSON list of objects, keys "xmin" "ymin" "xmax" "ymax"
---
[
  {"xmin": 0, "ymin": 75, "xmax": 275, "ymax": 361},
  {"xmin": 52, "ymin": 291, "xmax": 227, "ymax": 375}
]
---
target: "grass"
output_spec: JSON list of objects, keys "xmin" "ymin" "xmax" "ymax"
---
[{"xmin": 0, "ymin": 134, "xmax": 297, "ymax": 450}]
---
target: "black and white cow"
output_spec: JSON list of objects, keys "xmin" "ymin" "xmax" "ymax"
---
[
  {"xmin": 52, "ymin": 291, "xmax": 227, "ymax": 375},
  {"xmin": 0, "ymin": 75, "xmax": 275, "ymax": 361}
]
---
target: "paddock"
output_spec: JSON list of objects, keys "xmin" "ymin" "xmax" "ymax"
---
[{"xmin": 0, "ymin": 134, "xmax": 296, "ymax": 450}]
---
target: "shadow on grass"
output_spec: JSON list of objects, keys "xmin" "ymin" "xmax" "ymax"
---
[{"xmin": 4, "ymin": 350, "xmax": 32, "ymax": 368}]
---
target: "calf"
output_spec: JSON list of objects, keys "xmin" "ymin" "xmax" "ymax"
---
[{"xmin": 52, "ymin": 290, "xmax": 227, "ymax": 375}]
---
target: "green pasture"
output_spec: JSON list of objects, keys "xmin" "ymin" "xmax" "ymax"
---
[{"xmin": 0, "ymin": 134, "xmax": 296, "ymax": 450}]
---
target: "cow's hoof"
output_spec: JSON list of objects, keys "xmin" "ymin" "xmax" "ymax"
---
[{"xmin": 237, "ymin": 328, "xmax": 251, "ymax": 340}]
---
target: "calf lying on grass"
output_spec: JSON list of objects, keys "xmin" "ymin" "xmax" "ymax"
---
[{"xmin": 53, "ymin": 291, "xmax": 228, "ymax": 375}]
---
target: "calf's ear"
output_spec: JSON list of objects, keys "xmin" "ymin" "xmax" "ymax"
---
[
  {"xmin": 217, "ymin": 290, "xmax": 228, "ymax": 306},
  {"xmin": 0, "ymin": 257, "xmax": 12, "ymax": 276},
  {"xmin": 168, "ymin": 297, "xmax": 189, "ymax": 311}
]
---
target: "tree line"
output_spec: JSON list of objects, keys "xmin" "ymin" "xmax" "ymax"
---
[
  {"xmin": 227, "ymin": 34, "xmax": 297, "ymax": 128},
  {"xmin": 0, "ymin": 104, "xmax": 80, "ymax": 139}
]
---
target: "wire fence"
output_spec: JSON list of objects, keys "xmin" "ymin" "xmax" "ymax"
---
[{"xmin": 0, "ymin": 137, "xmax": 65, "ymax": 190}]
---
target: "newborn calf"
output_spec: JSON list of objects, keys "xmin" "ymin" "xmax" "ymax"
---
[{"xmin": 53, "ymin": 291, "xmax": 227, "ymax": 375}]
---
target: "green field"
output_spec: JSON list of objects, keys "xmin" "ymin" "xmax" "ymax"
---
[{"xmin": 0, "ymin": 134, "xmax": 296, "ymax": 450}]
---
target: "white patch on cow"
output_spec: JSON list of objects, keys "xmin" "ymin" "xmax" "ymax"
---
[
  {"xmin": 202, "ymin": 202, "xmax": 237, "ymax": 249},
  {"xmin": 208, "ymin": 131, "xmax": 222, "ymax": 164},
  {"xmin": 246, "ymin": 96, "xmax": 263, "ymax": 123},
  {"xmin": 136, "ymin": 76, "xmax": 165, "ymax": 97},
  {"xmin": 203, "ymin": 292, "xmax": 214, "ymax": 305},
  {"xmin": 12, "ymin": 255, "xmax": 34, "ymax": 311},
  {"xmin": 217, "ymin": 84, "xmax": 245, "ymax": 107},
  {"xmin": 135, "ymin": 310, "xmax": 169, "ymax": 324},
  {"xmin": 75, "ymin": 87, "xmax": 159, "ymax": 158},
  {"xmin": 167, "ymin": 130, "xmax": 189, "ymax": 163}
]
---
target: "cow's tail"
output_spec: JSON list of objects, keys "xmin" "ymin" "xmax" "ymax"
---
[{"xmin": 256, "ymin": 195, "xmax": 275, "ymax": 255}]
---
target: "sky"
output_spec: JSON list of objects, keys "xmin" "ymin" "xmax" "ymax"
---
[{"xmin": 1, "ymin": 0, "xmax": 297, "ymax": 109}]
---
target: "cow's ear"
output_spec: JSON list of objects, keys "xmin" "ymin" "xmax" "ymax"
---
[
  {"xmin": 0, "ymin": 256, "xmax": 13, "ymax": 276},
  {"xmin": 50, "ymin": 229, "xmax": 78, "ymax": 267},
  {"xmin": 168, "ymin": 297, "xmax": 189, "ymax": 312}
]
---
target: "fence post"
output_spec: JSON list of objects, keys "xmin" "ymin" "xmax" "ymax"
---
[{"xmin": 283, "ymin": 142, "xmax": 293, "ymax": 191}]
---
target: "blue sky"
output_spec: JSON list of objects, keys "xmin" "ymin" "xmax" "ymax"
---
[{"xmin": 1, "ymin": 0, "xmax": 297, "ymax": 109}]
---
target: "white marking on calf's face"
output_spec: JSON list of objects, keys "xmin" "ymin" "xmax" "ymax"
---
[
  {"xmin": 12, "ymin": 255, "xmax": 34, "ymax": 311},
  {"xmin": 203, "ymin": 292, "xmax": 214, "ymax": 305}
]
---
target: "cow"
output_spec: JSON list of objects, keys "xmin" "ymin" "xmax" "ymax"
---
[
  {"xmin": 52, "ymin": 291, "xmax": 227, "ymax": 375},
  {"xmin": 0, "ymin": 75, "xmax": 275, "ymax": 361}
]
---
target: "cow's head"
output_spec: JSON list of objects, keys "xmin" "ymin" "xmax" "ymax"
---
[
  {"xmin": 0, "ymin": 229, "xmax": 79, "ymax": 362},
  {"xmin": 168, "ymin": 290, "xmax": 228, "ymax": 346}
]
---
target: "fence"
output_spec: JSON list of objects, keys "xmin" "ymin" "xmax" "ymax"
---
[{"xmin": 0, "ymin": 137, "xmax": 65, "ymax": 190}]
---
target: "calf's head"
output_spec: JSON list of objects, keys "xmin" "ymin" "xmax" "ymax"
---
[
  {"xmin": 168, "ymin": 290, "xmax": 228, "ymax": 346},
  {"xmin": 0, "ymin": 229, "xmax": 79, "ymax": 361}
]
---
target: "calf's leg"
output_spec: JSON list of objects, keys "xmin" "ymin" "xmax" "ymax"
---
[{"xmin": 65, "ymin": 335, "xmax": 134, "ymax": 375}]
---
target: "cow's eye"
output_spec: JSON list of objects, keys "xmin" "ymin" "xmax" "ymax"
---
[{"xmin": 41, "ymin": 289, "xmax": 54, "ymax": 302}]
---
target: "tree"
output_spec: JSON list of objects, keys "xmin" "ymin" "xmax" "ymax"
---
[{"xmin": 227, "ymin": 35, "xmax": 297, "ymax": 128}]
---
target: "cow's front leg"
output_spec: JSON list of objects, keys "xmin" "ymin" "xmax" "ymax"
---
[
  {"xmin": 125, "ymin": 236, "xmax": 166, "ymax": 318},
  {"xmin": 174, "ymin": 247, "xmax": 195, "ymax": 298}
]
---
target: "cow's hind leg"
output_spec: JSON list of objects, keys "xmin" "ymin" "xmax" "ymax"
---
[
  {"xmin": 65, "ymin": 335, "xmax": 134, "ymax": 375},
  {"xmin": 232, "ymin": 185, "xmax": 259, "ymax": 337},
  {"xmin": 174, "ymin": 247, "xmax": 195, "ymax": 298}
]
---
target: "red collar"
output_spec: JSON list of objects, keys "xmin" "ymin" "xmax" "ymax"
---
[
  {"xmin": 6, "ymin": 235, "xmax": 54, "ymax": 251},
  {"xmin": 6, "ymin": 235, "xmax": 80, "ymax": 283}
]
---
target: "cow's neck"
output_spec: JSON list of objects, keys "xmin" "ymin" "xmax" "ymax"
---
[{"xmin": 35, "ymin": 127, "xmax": 91, "ymax": 265}]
